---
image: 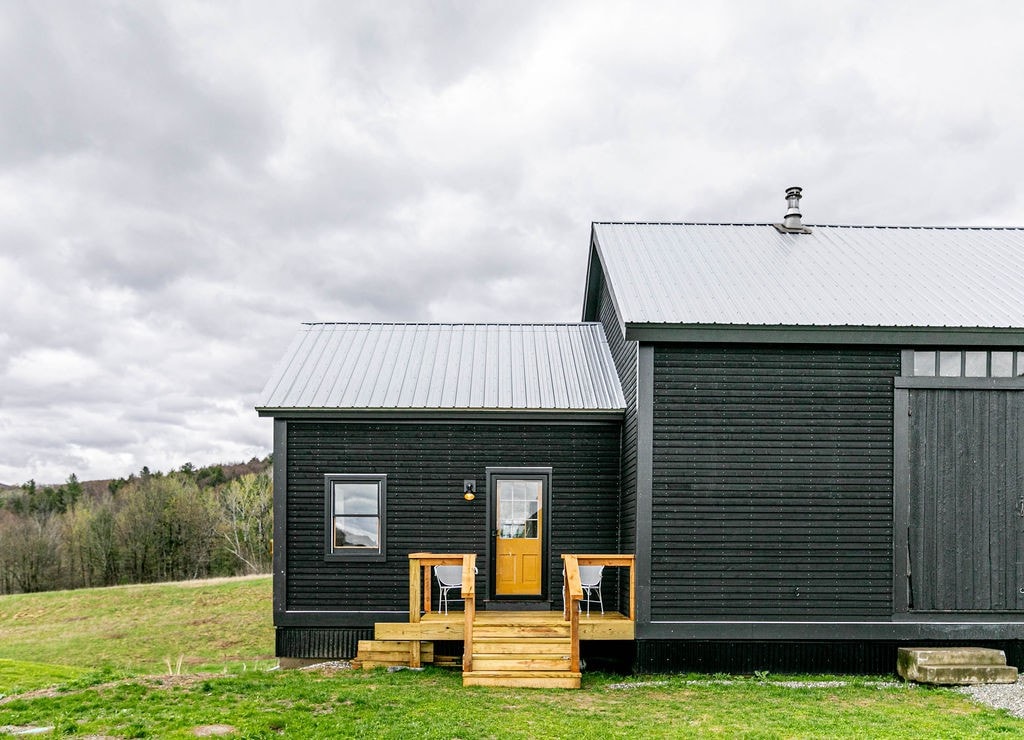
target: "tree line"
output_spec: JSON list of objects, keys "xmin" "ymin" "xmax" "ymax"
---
[{"xmin": 0, "ymin": 458, "xmax": 273, "ymax": 595}]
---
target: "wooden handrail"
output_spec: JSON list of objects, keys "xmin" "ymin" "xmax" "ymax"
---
[
  {"xmin": 572, "ymin": 554, "xmax": 636, "ymax": 621},
  {"xmin": 408, "ymin": 553, "xmax": 477, "ymax": 672},
  {"xmin": 408, "ymin": 553, "xmax": 467, "ymax": 621}
]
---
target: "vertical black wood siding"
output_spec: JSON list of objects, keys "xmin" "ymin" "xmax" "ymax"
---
[
  {"xmin": 908, "ymin": 388, "xmax": 1024, "ymax": 611},
  {"xmin": 651, "ymin": 346, "xmax": 900, "ymax": 619},
  {"xmin": 285, "ymin": 421, "xmax": 621, "ymax": 616}
]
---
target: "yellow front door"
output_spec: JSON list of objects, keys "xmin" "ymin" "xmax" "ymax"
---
[{"xmin": 494, "ymin": 478, "xmax": 543, "ymax": 596}]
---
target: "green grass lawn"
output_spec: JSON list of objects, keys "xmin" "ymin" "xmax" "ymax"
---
[
  {"xmin": 1, "ymin": 576, "xmax": 1022, "ymax": 738},
  {"xmin": 0, "ymin": 575, "xmax": 274, "ymax": 673}
]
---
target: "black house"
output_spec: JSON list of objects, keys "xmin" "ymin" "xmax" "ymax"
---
[{"xmin": 258, "ymin": 189, "xmax": 1024, "ymax": 674}]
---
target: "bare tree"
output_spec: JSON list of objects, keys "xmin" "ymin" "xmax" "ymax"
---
[{"xmin": 218, "ymin": 471, "xmax": 273, "ymax": 574}]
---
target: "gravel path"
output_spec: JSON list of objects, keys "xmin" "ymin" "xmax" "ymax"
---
[{"xmin": 955, "ymin": 678, "xmax": 1024, "ymax": 718}]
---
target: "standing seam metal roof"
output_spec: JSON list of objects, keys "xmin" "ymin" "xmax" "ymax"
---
[
  {"xmin": 256, "ymin": 323, "xmax": 627, "ymax": 412},
  {"xmin": 592, "ymin": 223, "xmax": 1024, "ymax": 329}
]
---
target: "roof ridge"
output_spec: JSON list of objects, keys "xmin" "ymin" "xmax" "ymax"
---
[
  {"xmin": 301, "ymin": 321, "xmax": 604, "ymax": 327},
  {"xmin": 593, "ymin": 221, "xmax": 1024, "ymax": 231}
]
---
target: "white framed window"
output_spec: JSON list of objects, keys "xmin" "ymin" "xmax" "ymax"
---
[{"xmin": 324, "ymin": 474, "xmax": 386, "ymax": 561}]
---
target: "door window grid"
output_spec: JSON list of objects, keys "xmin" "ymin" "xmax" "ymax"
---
[{"xmin": 497, "ymin": 481, "xmax": 541, "ymax": 539}]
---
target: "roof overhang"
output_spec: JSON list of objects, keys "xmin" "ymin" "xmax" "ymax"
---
[
  {"xmin": 624, "ymin": 323, "xmax": 1024, "ymax": 345},
  {"xmin": 255, "ymin": 408, "xmax": 626, "ymax": 422}
]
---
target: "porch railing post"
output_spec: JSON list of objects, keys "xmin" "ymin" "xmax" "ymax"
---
[
  {"xmin": 462, "ymin": 553, "xmax": 476, "ymax": 673},
  {"xmin": 409, "ymin": 555, "xmax": 421, "ymax": 624},
  {"xmin": 561, "ymin": 554, "xmax": 582, "ymax": 674}
]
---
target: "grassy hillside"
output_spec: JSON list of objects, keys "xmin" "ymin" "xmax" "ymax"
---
[
  {"xmin": 0, "ymin": 575, "xmax": 273, "ymax": 673},
  {"xmin": 2, "ymin": 576, "xmax": 1023, "ymax": 738}
]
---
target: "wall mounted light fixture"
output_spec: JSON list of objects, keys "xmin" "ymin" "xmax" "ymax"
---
[{"xmin": 463, "ymin": 479, "xmax": 476, "ymax": 501}]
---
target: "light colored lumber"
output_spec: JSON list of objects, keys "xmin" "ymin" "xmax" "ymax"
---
[
  {"xmin": 463, "ymin": 671, "xmax": 581, "ymax": 689},
  {"xmin": 472, "ymin": 658, "xmax": 572, "ymax": 672}
]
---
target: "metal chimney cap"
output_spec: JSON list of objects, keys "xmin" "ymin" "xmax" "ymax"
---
[{"xmin": 774, "ymin": 186, "xmax": 812, "ymax": 234}]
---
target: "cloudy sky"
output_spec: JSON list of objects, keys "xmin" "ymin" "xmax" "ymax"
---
[{"xmin": 2, "ymin": 1, "xmax": 1023, "ymax": 485}]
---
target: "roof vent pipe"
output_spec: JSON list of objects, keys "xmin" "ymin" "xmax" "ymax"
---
[{"xmin": 783, "ymin": 186, "xmax": 803, "ymax": 229}]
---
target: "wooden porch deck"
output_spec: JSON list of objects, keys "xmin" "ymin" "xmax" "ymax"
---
[
  {"xmin": 353, "ymin": 553, "xmax": 635, "ymax": 689},
  {"xmin": 374, "ymin": 608, "xmax": 635, "ymax": 642}
]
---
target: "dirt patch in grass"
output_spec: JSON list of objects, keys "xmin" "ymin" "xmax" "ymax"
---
[
  {"xmin": 1, "ymin": 672, "xmax": 224, "ymax": 705},
  {"xmin": 192, "ymin": 724, "xmax": 237, "ymax": 736}
]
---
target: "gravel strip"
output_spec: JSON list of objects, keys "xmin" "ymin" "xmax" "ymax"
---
[
  {"xmin": 298, "ymin": 660, "xmax": 352, "ymax": 671},
  {"xmin": 608, "ymin": 679, "xmax": 910, "ymax": 690},
  {"xmin": 955, "ymin": 678, "xmax": 1024, "ymax": 718}
]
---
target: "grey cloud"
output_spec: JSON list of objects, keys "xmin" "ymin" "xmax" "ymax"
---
[{"xmin": 4, "ymin": 1, "xmax": 1024, "ymax": 484}]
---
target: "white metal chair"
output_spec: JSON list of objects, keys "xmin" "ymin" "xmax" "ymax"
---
[
  {"xmin": 579, "ymin": 565, "xmax": 605, "ymax": 616},
  {"xmin": 435, "ymin": 565, "xmax": 477, "ymax": 614}
]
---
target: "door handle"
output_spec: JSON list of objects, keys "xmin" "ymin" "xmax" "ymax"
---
[{"xmin": 1018, "ymin": 498, "xmax": 1024, "ymax": 518}]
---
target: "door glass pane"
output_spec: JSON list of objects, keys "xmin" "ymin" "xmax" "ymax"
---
[
  {"xmin": 497, "ymin": 479, "xmax": 542, "ymax": 539},
  {"xmin": 1018, "ymin": 352, "xmax": 1024, "ymax": 377},
  {"xmin": 964, "ymin": 351, "xmax": 987, "ymax": 377},
  {"xmin": 333, "ymin": 482, "xmax": 379, "ymax": 515},
  {"xmin": 913, "ymin": 351, "xmax": 936, "ymax": 376},
  {"xmin": 991, "ymin": 352, "xmax": 1013, "ymax": 377},
  {"xmin": 334, "ymin": 517, "xmax": 379, "ymax": 548},
  {"xmin": 939, "ymin": 351, "xmax": 962, "ymax": 377}
]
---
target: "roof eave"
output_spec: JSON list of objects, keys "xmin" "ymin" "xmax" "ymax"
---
[
  {"xmin": 255, "ymin": 407, "xmax": 626, "ymax": 421},
  {"xmin": 624, "ymin": 323, "xmax": 1024, "ymax": 346}
]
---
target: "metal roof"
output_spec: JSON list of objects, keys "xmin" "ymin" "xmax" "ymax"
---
[
  {"xmin": 592, "ymin": 223, "xmax": 1024, "ymax": 329},
  {"xmin": 257, "ymin": 323, "xmax": 626, "ymax": 413}
]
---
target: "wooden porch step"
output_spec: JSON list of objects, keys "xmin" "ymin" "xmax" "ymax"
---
[
  {"xmin": 465, "ymin": 615, "xmax": 576, "ymax": 687},
  {"xmin": 352, "ymin": 640, "xmax": 433, "ymax": 669},
  {"xmin": 473, "ymin": 638, "xmax": 572, "ymax": 655},
  {"xmin": 472, "ymin": 624, "xmax": 570, "ymax": 639},
  {"xmin": 463, "ymin": 670, "xmax": 581, "ymax": 689},
  {"xmin": 471, "ymin": 657, "xmax": 572, "ymax": 672}
]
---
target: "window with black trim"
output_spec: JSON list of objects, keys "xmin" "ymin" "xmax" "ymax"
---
[
  {"xmin": 324, "ymin": 474, "xmax": 386, "ymax": 561},
  {"xmin": 911, "ymin": 350, "xmax": 1024, "ymax": 378}
]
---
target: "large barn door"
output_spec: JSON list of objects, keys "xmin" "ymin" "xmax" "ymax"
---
[{"xmin": 906, "ymin": 387, "xmax": 1024, "ymax": 611}]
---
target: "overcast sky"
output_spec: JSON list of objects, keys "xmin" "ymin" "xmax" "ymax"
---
[{"xmin": 2, "ymin": 1, "xmax": 1023, "ymax": 485}]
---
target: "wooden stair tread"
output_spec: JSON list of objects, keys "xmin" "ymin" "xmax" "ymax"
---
[{"xmin": 353, "ymin": 639, "xmax": 433, "ymax": 670}]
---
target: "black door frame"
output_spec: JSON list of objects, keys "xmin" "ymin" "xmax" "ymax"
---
[{"xmin": 485, "ymin": 466, "xmax": 552, "ymax": 602}]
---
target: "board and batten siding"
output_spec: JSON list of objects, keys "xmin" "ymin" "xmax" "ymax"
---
[
  {"xmin": 908, "ymin": 388, "xmax": 1024, "ymax": 611},
  {"xmin": 283, "ymin": 420, "xmax": 621, "ymax": 617},
  {"xmin": 650, "ymin": 345, "xmax": 900, "ymax": 620}
]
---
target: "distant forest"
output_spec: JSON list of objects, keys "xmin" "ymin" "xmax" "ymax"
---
[{"xmin": 0, "ymin": 458, "xmax": 272, "ymax": 595}]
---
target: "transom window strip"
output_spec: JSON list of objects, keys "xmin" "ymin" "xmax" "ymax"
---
[{"xmin": 912, "ymin": 350, "xmax": 1024, "ymax": 378}]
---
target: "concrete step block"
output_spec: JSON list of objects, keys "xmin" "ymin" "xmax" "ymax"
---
[
  {"xmin": 914, "ymin": 664, "xmax": 1018, "ymax": 685},
  {"xmin": 899, "ymin": 647, "xmax": 1009, "ymax": 669},
  {"xmin": 898, "ymin": 647, "xmax": 1018, "ymax": 685}
]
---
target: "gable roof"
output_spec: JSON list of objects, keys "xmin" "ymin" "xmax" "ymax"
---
[
  {"xmin": 256, "ymin": 322, "xmax": 626, "ymax": 417},
  {"xmin": 587, "ymin": 222, "xmax": 1024, "ymax": 344}
]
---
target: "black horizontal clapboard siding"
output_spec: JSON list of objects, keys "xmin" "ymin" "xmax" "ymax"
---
[
  {"xmin": 598, "ymin": 277, "xmax": 637, "ymax": 614},
  {"xmin": 284, "ymin": 421, "xmax": 621, "ymax": 616},
  {"xmin": 651, "ymin": 345, "xmax": 900, "ymax": 619},
  {"xmin": 908, "ymin": 388, "xmax": 1024, "ymax": 611}
]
